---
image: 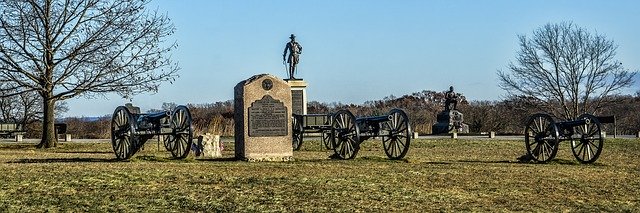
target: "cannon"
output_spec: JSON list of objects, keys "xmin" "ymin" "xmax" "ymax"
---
[
  {"xmin": 330, "ymin": 108, "xmax": 412, "ymax": 160},
  {"xmin": 292, "ymin": 113, "xmax": 334, "ymax": 151},
  {"xmin": 524, "ymin": 113, "xmax": 604, "ymax": 163},
  {"xmin": 110, "ymin": 105, "xmax": 193, "ymax": 160}
]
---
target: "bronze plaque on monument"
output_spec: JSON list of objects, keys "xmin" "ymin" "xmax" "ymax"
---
[
  {"xmin": 248, "ymin": 95, "xmax": 288, "ymax": 137},
  {"xmin": 291, "ymin": 90, "xmax": 303, "ymax": 114}
]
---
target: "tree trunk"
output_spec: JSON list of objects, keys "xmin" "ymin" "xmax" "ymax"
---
[{"xmin": 37, "ymin": 98, "xmax": 57, "ymax": 148}]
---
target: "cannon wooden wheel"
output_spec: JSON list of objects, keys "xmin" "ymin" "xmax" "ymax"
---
[
  {"xmin": 164, "ymin": 106, "xmax": 193, "ymax": 159},
  {"xmin": 331, "ymin": 110, "xmax": 361, "ymax": 159},
  {"xmin": 524, "ymin": 113, "xmax": 559, "ymax": 163},
  {"xmin": 322, "ymin": 131, "xmax": 333, "ymax": 150},
  {"xmin": 382, "ymin": 109, "xmax": 412, "ymax": 160},
  {"xmin": 111, "ymin": 106, "xmax": 136, "ymax": 160},
  {"xmin": 571, "ymin": 114, "xmax": 604, "ymax": 163},
  {"xmin": 292, "ymin": 116, "xmax": 304, "ymax": 151}
]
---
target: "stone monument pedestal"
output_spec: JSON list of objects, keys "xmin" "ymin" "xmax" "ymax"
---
[
  {"xmin": 285, "ymin": 79, "xmax": 307, "ymax": 115},
  {"xmin": 234, "ymin": 74, "xmax": 294, "ymax": 162},
  {"xmin": 432, "ymin": 110, "xmax": 469, "ymax": 134}
]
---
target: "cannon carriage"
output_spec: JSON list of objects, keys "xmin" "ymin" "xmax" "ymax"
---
[
  {"xmin": 330, "ymin": 108, "xmax": 412, "ymax": 160},
  {"xmin": 111, "ymin": 105, "xmax": 193, "ymax": 160},
  {"xmin": 292, "ymin": 113, "xmax": 334, "ymax": 150},
  {"xmin": 524, "ymin": 113, "xmax": 604, "ymax": 163}
]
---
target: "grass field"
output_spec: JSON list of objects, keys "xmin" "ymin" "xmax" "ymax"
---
[{"xmin": 0, "ymin": 138, "xmax": 638, "ymax": 212}]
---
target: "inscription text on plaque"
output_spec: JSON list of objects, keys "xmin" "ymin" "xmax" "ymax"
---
[{"xmin": 248, "ymin": 95, "xmax": 288, "ymax": 137}]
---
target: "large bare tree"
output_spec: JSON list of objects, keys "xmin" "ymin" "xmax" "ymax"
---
[
  {"xmin": 498, "ymin": 22, "xmax": 635, "ymax": 120},
  {"xmin": 0, "ymin": 0, "xmax": 178, "ymax": 148}
]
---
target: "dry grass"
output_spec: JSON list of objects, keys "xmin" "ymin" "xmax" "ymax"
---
[{"xmin": 0, "ymin": 138, "xmax": 638, "ymax": 212}]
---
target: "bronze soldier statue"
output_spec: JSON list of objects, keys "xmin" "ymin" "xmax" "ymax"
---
[
  {"xmin": 283, "ymin": 34, "xmax": 303, "ymax": 79},
  {"xmin": 445, "ymin": 86, "xmax": 458, "ymax": 111}
]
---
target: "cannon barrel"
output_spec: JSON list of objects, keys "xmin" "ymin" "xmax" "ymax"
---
[
  {"xmin": 144, "ymin": 111, "xmax": 170, "ymax": 121},
  {"xmin": 356, "ymin": 115, "xmax": 392, "ymax": 123},
  {"xmin": 557, "ymin": 117, "xmax": 590, "ymax": 127}
]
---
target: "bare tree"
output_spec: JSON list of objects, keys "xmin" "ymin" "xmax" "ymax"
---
[
  {"xmin": 498, "ymin": 22, "xmax": 635, "ymax": 120},
  {"xmin": 0, "ymin": 0, "xmax": 178, "ymax": 148},
  {"xmin": 0, "ymin": 83, "xmax": 40, "ymax": 124}
]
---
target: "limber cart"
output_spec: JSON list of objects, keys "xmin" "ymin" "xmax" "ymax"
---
[
  {"xmin": 110, "ymin": 105, "xmax": 193, "ymax": 160},
  {"xmin": 292, "ymin": 113, "xmax": 334, "ymax": 150},
  {"xmin": 330, "ymin": 108, "xmax": 412, "ymax": 160},
  {"xmin": 524, "ymin": 113, "xmax": 604, "ymax": 163}
]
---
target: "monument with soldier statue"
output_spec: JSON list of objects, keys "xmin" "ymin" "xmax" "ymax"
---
[
  {"xmin": 282, "ymin": 34, "xmax": 308, "ymax": 115},
  {"xmin": 432, "ymin": 86, "xmax": 469, "ymax": 134}
]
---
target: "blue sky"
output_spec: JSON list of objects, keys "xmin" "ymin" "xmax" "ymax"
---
[{"xmin": 65, "ymin": 0, "xmax": 640, "ymax": 117}]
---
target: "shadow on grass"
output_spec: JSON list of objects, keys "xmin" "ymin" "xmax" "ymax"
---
[
  {"xmin": 422, "ymin": 161, "xmax": 454, "ymax": 165},
  {"xmin": 196, "ymin": 157, "xmax": 239, "ymax": 162},
  {"xmin": 133, "ymin": 155, "xmax": 240, "ymax": 163},
  {"xmin": 294, "ymin": 155, "xmax": 410, "ymax": 163},
  {"xmin": 133, "ymin": 155, "xmax": 202, "ymax": 163},
  {"xmin": 456, "ymin": 159, "xmax": 522, "ymax": 164},
  {"xmin": 356, "ymin": 156, "xmax": 410, "ymax": 163},
  {"xmin": 8, "ymin": 157, "xmax": 120, "ymax": 164},
  {"xmin": 546, "ymin": 158, "xmax": 606, "ymax": 166},
  {"xmin": 455, "ymin": 158, "xmax": 602, "ymax": 166},
  {"xmin": 0, "ymin": 144, "xmax": 37, "ymax": 150},
  {"xmin": 52, "ymin": 151, "xmax": 113, "ymax": 154}
]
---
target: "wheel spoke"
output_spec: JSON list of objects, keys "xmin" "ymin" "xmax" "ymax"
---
[
  {"xmin": 529, "ymin": 125, "xmax": 541, "ymax": 136},
  {"xmin": 342, "ymin": 140, "xmax": 349, "ymax": 157},
  {"xmin": 120, "ymin": 111, "xmax": 126, "ymax": 126},
  {"xmin": 396, "ymin": 138, "xmax": 406, "ymax": 150},
  {"xmin": 587, "ymin": 143, "xmax": 595, "ymax": 160},
  {"xmin": 587, "ymin": 140, "xmax": 599, "ymax": 150},
  {"xmin": 175, "ymin": 110, "xmax": 181, "ymax": 128},
  {"xmin": 576, "ymin": 142, "xmax": 585, "ymax": 158},
  {"xmin": 347, "ymin": 139, "xmax": 354, "ymax": 157},
  {"xmin": 398, "ymin": 119, "xmax": 407, "ymax": 132},
  {"xmin": 587, "ymin": 126, "xmax": 599, "ymax": 137},
  {"xmin": 393, "ymin": 113, "xmax": 400, "ymax": 129},
  {"xmin": 115, "ymin": 111, "xmax": 122, "ymax": 127},
  {"xmin": 544, "ymin": 141, "xmax": 554, "ymax": 156},
  {"xmin": 177, "ymin": 136, "xmax": 183, "ymax": 155},
  {"xmin": 178, "ymin": 109, "xmax": 184, "ymax": 128},
  {"xmin": 394, "ymin": 139, "xmax": 402, "ymax": 157},
  {"xmin": 120, "ymin": 137, "xmax": 127, "ymax": 157},
  {"xmin": 535, "ymin": 118, "xmax": 543, "ymax": 133},
  {"xmin": 181, "ymin": 110, "xmax": 187, "ymax": 129},
  {"xmin": 572, "ymin": 140, "xmax": 582, "ymax": 149},
  {"xmin": 581, "ymin": 143, "xmax": 587, "ymax": 160},
  {"xmin": 341, "ymin": 140, "xmax": 348, "ymax": 157},
  {"xmin": 542, "ymin": 141, "xmax": 549, "ymax": 160},
  {"xmin": 181, "ymin": 136, "xmax": 188, "ymax": 156},
  {"xmin": 389, "ymin": 140, "xmax": 396, "ymax": 157},
  {"xmin": 532, "ymin": 141, "xmax": 542, "ymax": 159},
  {"xmin": 119, "ymin": 138, "xmax": 125, "ymax": 156},
  {"xmin": 588, "ymin": 123, "xmax": 598, "ymax": 135},
  {"xmin": 395, "ymin": 126, "xmax": 408, "ymax": 134}
]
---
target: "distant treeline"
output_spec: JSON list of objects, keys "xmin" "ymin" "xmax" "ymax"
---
[{"xmin": 22, "ymin": 90, "xmax": 640, "ymax": 139}]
